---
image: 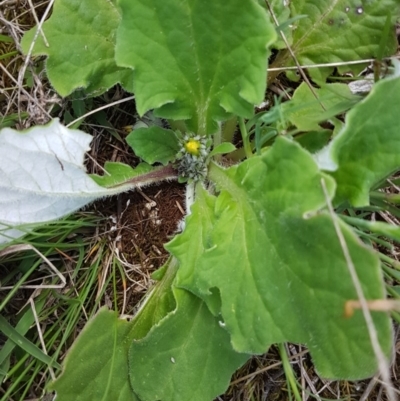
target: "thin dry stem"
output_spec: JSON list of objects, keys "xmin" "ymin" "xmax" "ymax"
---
[
  {"xmin": 229, "ymin": 350, "xmax": 309, "ymax": 386},
  {"xmin": 96, "ymin": 249, "xmax": 112, "ymax": 301},
  {"xmin": 27, "ymin": 0, "xmax": 49, "ymax": 46},
  {"xmin": 0, "ymin": 61, "xmax": 50, "ymax": 119},
  {"xmin": 298, "ymin": 354, "xmax": 322, "ymax": 401},
  {"xmin": 0, "ymin": 244, "xmax": 66, "ymax": 290},
  {"xmin": 265, "ymin": 0, "xmax": 326, "ymax": 111},
  {"xmin": 29, "ymin": 298, "xmax": 55, "ymax": 380},
  {"xmin": 17, "ymin": 0, "xmax": 55, "ymax": 111},
  {"xmin": 0, "ymin": 2, "xmax": 58, "ymax": 126},
  {"xmin": 65, "ymin": 96, "xmax": 135, "ymax": 128},
  {"xmin": 360, "ymin": 374, "xmax": 380, "ymax": 401},
  {"xmin": 268, "ymin": 56, "xmax": 400, "ymax": 72}
]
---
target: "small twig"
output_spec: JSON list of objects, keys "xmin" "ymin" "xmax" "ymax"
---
[
  {"xmin": 66, "ymin": 96, "xmax": 135, "ymax": 128},
  {"xmin": 86, "ymin": 152, "xmax": 110, "ymax": 175},
  {"xmin": 387, "ymin": 179, "xmax": 400, "ymax": 194},
  {"xmin": 17, "ymin": 0, "xmax": 55, "ymax": 117},
  {"xmin": 137, "ymin": 188, "xmax": 154, "ymax": 203},
  {"xmin": 379, "ymin": 211, "xmax": 398, "ymax": 226},
  {"xmin": 96, "ymin": 251, "xmax": 112, "ymax": 301},
  {"xmin": 175, "ymin": 201, "xmax": 185, "ymax": 215},
  {"xmin": 0, "ymin": 244, "xmax": 66, "ymax": 290},
  {"xmin": 264, "ymin": 0, "xmax": 326, "ymax": 111},
  {"xmin": 64, "ymin": 261, "xmax": 89, "ymax": 321},
  {"xmin": 345, "ymin": 299, "xmax": 400, "ymax": 317},
  {"xmin": 112, "ymin": 247, "xmax": 127, "ymax": 316},
  {"xmin": 0, "ymin": 62, "xmax": 50, "ymax": 118},
  {"xmin": 29, "ymin": 298, "xmax": 55, "ymax": 380},
  {"xmin": 267, "ymin": 56, "xmax": 400, "ymax": 72},
  {"xmin": 229, "ymin": 349, "xmax": 309, "ymax": 385},
  {"xmin": 27, "ymin": 0, "xmax": 49, "ymax": 46},
  {"xmin": 360, "ymin": 374, "xmax": 379, "ymax": 401},
  {"xmin": 299, "ymin": 357, "xmax": 322, "ymax": 401},
  {"xmin": 374, "ymin": 379, "xmax": 400, "ymax": 395}
]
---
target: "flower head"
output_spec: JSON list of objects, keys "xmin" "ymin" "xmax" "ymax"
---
[
  {"xmin": 184, "ymin": 138, "xmax": 201, "ymax": 156},
  {"xmin": 175, "ymin": 132, "xmax": 210, "ymax": 181}
]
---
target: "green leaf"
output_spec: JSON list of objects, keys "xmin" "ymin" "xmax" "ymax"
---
[
  {"xmin": 166, "ymin": 186, "xmax": 221, "ymax": 315},
  {"xmin": 115, "ymin": 0, "xmax": 276, "ymax": 134},
  {"xmin": 49, "ymin": 308, "xmax": 139, "ymax": 401},
  {"xmin": 166, "ymin": 186, "xmax": 216, "ymax": 291},
  {"xmin": 169, "ymin": 137, "xmax": 392, "ymax": 379},
  {"xmin": 209, "ymin": 142, "xmax": 236, "ymax": 158},
  {"xmin": 329, "ymin": 68, "xmax": 400, "ymax": 206},
  {"xmin": 282, "ymin": 0, "xmax": 400, "ymax": 82},
  {"xmin": 282, "ymin": 83, "xmax": 357, "ymax": 131},
  {"xmin": 129, "ymin": 288, "xmax": 249, "ymax": 401},
  {"xmin": 21, "ymin": 0, "xmax": 133, "ymax": 97},
  {"xmin": 130, "ymin": 256, "xmax": 178, "ymax": 339},
  {"xmin": 126, "ymin": 127, "xmax": 179, "ymax": 165}
]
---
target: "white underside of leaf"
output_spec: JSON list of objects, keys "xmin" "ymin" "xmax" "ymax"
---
[
  {"xmin": 0, "ymin": 119, "xmax": 122, "ymax": 244},
  {"xmin": 313, "ymin": 143, "xmax": 337, "ymax": 171}
]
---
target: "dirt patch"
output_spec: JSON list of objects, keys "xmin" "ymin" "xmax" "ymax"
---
[{"xmin": 98, "ymin": 181, "xmax": 185, "ymax": 270}]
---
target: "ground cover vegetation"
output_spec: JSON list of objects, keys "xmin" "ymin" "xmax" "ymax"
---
[{"xmin": 1, "ymin": 0, "xmax": 400, "ymax": 400}]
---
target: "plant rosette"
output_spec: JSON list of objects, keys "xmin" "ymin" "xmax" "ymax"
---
[{"xmin": 1, "ymin": 0, "xmax": 399, "ymax": 400}]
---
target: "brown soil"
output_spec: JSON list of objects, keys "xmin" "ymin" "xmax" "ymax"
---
[{"xmin": 94, "ymin": 181, "xmax": 185, "ymax": 309}]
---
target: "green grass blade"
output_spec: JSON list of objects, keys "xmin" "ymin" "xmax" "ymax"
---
[
  {"xmin": 0, "ymin": 297, "xmax": 46, "ymax": 365},
  {"xmin": 0, "ymin": 315, "xmax": 61, "ymax": 369},
  {"xmin": 0, "ymin": 34, "xmax": 13, "ymax": 42}
]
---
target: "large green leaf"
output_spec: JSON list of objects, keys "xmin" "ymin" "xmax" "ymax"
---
[
  {"xmin": 53, "ymin": 257, "xmax": 247, "ymax": 401},
  {"xmin": 129, "ymin": 288, "xmax": 248, "ymax": 401},
  {"xmin": 50, "ymin": 258, "xmax": 179, "ymax": 401},
  {"xmin": 165, "ymin": 186, "xmax": 221, "ymax": 315},
  {"xmin": 328, "ymin": 67, "xmax": 400, "ymax": 206},
  {"xmin": 21, "ymin": 0, "xmax": 133, "ymax": 96},
  {"xmin": 129, "ymin": 256, "xmax": 179, "ymax": 339},
  {"xmin": 115, "ymin": 0, "xmax": 276, "ymax": 134},
  {"xmin": 279, "ymin": 0, "xmax": 400, "ymax": 82},
  {"xmin": 49, "ymin": 308, "xmax": 139, "ymax": 401},
  {"xmin": 168, "ymin": 137, "xmax": 392, "ymax": 379},
  {"xmin": 126, "ymin": 127, "xmax": 180, "ymax": 165},
  {"xmin": 129, "ymin": 259, "xmax": 248, "ymax": 401}
]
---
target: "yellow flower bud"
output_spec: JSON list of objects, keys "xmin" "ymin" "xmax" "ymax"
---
[{"xmin": 184, "ymin": 139, "xmax": 201, "ymax": 156}]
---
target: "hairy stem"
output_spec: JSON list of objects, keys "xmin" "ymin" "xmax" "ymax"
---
[{"xmin": 108, "ymin": 165, "xmax": 178, "ymax": 189}]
